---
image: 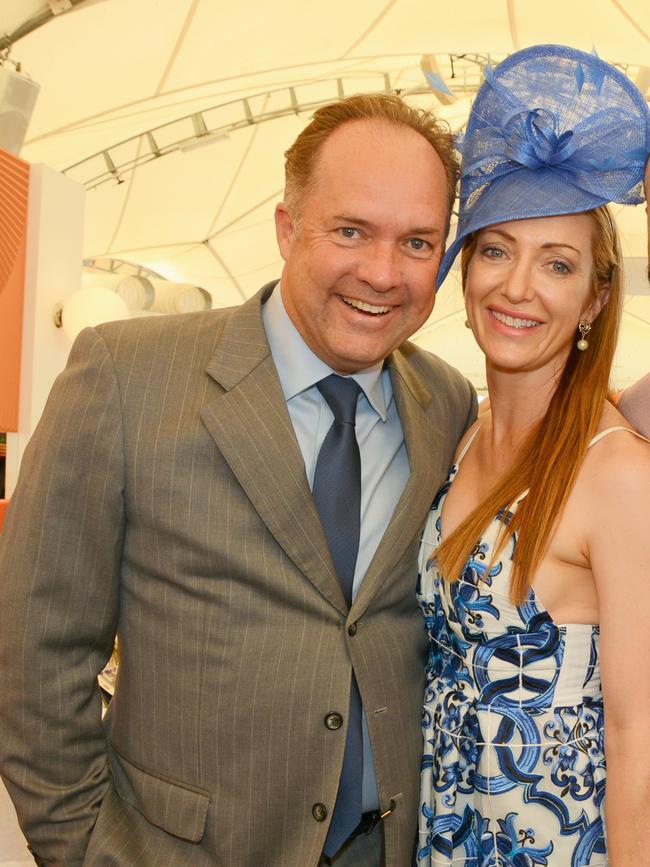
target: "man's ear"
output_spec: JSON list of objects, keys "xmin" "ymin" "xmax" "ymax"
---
[{"xmin": 274, "ymin": 203, "xmax": 297, "ymax": 261}]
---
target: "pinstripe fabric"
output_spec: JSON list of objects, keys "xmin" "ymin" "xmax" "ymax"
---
[{"xmin": 0, "ymin": 283, "xmax": 476, "ymax": 867}]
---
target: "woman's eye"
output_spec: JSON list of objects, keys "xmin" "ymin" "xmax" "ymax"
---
[
  {"xmin": 551, "ymin": 260, "xmax": 570, "ymax": 274},
  {"xmin": 482, "ymin": 245, "xmax": 504, "ymax": 258}
]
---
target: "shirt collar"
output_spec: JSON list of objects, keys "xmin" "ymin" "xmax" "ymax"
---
[{"xmin": 262, "ymin": 283, "xmax": 388, "ymax": 421}]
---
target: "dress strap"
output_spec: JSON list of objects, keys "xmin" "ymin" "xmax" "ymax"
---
[
  {"xmin": 518, "ymin": 427, "xmax": 648, "ymax": 504},
  {"xmin": 454, "ymin": 425, "xmax": 481, "ymax": 466},
  {"xmin": 587, "ymin": 426, "xmax": 650, "ymax": 448}
]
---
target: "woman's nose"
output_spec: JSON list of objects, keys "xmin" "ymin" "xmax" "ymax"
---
[{"xmin": 501, "ymin": 259, "xmax": 535, "ymax": 304}]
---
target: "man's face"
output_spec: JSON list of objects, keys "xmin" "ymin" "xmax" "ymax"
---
[{"xmin": 274, "ymin": 120, "xmax": 449, "ymax": 374}]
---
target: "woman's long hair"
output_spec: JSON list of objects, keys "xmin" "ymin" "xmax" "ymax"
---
[{"xmin": 435, "ymin": 207, "xmax": 623, "ymax": 603}]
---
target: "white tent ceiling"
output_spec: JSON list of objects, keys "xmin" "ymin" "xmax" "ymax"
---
[{"xmin": 3, "ymin": 0, "xmax": 650, "ymax": 388}]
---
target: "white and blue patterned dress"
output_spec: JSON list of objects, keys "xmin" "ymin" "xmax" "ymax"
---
[{"xmin": 415, "ymin": 428, "xmax": 626, "ymax": 867}]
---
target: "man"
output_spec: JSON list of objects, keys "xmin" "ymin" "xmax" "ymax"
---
[{"xmin": 0, "ymin": 95, "xmax": 476, "ymax": 866}]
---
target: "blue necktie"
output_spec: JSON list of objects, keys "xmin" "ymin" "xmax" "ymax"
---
[{"xmin": 314, "ymin": 375, "xmax": 364, "ymax": 857}]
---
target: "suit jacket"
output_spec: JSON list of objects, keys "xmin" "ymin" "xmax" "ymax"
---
[{"xmin": 0, "ymin": 284, "xmax": 476, "ymax": 866}]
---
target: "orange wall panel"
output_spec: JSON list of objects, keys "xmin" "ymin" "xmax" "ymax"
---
[{"xmin": 0, "ymin": 149, "xmax": 30, "ymax": 433}]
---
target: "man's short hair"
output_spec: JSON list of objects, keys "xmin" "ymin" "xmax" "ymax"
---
[{"xmin": 283, "ymin": 93, "xmax": 458, "ymax": 230}]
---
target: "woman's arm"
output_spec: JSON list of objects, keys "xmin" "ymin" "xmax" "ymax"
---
[{"xmin": 587, "ymin": 432, "xmax": 650, "ymax": 865}]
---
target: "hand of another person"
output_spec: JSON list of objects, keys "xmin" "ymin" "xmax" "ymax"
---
[
  {"xmin": 646, "ymin": 155, "xmax": 650, "ymax": 279},
  {"xmin": 618, "ymin": 374, "xmax": 650, "ymax": 438},
  {"xmin": 620, "ymin": 157, "xmax": 650, "ymax": 439}
]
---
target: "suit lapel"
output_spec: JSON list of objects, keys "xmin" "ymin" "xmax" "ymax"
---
[
  {"xmin": 201, "ymin": 287, "xmax": 347, "ymax": 615},
  {"xmin": 351, "ymin": 347, "xmax": 449, "ymax": 618}
]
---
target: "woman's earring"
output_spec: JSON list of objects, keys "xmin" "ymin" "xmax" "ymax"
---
[
  {"xmin": 577, "ymin": 320, "xmax": 592, "ymax": 351},
  {"xmin": 464, "ymin": 319, "xmax": 471, "ymax": 329}
]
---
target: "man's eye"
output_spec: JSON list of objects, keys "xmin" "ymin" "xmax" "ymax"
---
[
  {"xmin": 408, "ymin": 238, "xmax": 429, "ymax": 251},
  {"xmin": 338, "ymin": 227, "xmax": 359, "ymax": 239}
]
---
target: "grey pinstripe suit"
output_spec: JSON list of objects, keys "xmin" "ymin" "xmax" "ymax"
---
[{"xmin": 0, "ymin": 284, "xmax": 475, "ymax": 866}]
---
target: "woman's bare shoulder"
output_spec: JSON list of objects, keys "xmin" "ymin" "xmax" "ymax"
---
[
  {"xmin": 583, "ymin": 401, "xmax": 650, "ymax": 500},
  {"xmin": 592, "ymin": 400, "xmax": 650, "ymax": 448}
]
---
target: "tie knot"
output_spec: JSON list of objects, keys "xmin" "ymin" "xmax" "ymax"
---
[{"xmin": 317, "ymin": 375, "xmax": 360, "ymax": 426}]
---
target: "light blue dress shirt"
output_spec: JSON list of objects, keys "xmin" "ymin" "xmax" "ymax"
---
[{"xmin": 262, "ymin": 284, "xmax": 410, "ymax": 813}]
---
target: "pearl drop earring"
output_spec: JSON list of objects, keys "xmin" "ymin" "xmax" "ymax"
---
[{"xmin": 577, "ymin": 320, "xmax": 592, "ymax": 351}]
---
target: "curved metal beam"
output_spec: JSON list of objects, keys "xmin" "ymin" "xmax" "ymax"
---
[
  {"xmin": 62, "ymin": 63, "xmax": 488, "ymax": 190},
  {"xmin": 0, "ymin": 0, "xmax": 96, "ymax": 52}
]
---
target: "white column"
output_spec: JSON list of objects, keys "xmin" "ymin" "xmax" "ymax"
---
[{"xmin": 5, "ymin": 165, "xmax": 84, "ymax": 497}]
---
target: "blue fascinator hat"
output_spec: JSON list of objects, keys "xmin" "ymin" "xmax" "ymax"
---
[{"xmin": 436, "ymin": 43, "xmax": 650, "ymax": 288}]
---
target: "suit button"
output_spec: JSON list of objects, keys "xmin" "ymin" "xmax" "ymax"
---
[
  {"xmin": 312, "ymin": 802, "xmax": 328, "ymax": 822},
  {"xmin": 348, "ymin": 622, "xmax": 358, "ymax": 636},
  {"xmin": 324, "ymin": 712, "xmax": 343, "ymax": 730}
]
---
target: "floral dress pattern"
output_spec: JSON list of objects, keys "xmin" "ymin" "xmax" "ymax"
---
[{"xmin": 416, "ymin": 433, "xmax": 608, "ymax": 866}]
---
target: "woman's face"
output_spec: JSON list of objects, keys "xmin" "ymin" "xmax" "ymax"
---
[{"xmin": 464, "ymin": 213, "xmax": 605, "ymax": 379}]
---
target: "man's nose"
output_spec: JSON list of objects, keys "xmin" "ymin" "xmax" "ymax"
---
[{"xmin": 356, "ymin": 241, "xmax": 401, "ymax": 292}]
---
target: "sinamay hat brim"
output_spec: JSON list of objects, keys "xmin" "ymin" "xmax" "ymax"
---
[{"xmin": 436, "ymin": 44, "xmax": 650, "ymax": 288}]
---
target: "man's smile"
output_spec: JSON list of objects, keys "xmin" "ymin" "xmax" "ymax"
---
[{"xmin": 341, "ymin": 296, "xmax": 392, "ymax": 315}]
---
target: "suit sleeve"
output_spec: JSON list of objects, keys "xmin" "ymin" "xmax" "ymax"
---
[
  {"xmin": 0, "ymin": 327, "xmax": 125, "ymax": 866},
  {"xmin": 463, "ymin": 376, "xmax": 478, "ymax": 433}
]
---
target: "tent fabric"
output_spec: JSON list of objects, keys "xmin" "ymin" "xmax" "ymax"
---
[{"xmin": 2, "ymin": 0, "xmax": 649, "ymax": 387}]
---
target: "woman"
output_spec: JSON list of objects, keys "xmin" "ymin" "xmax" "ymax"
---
[{"xmin": 417, "ymin": 45, "xmax": 650, "ymax": 866}]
